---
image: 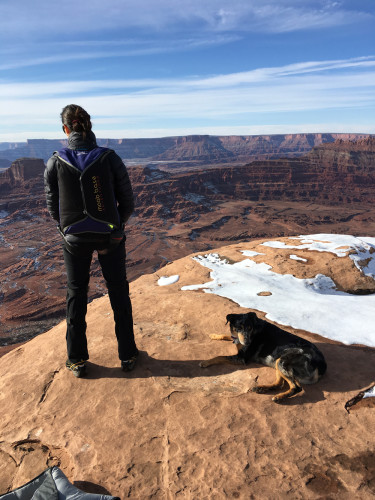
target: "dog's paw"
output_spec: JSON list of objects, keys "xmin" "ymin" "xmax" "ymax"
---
[
  {"xmin": 209, "ymin": 334, "xmax": 222, "ymax": 340},
  {"xmin": 199, "ymin": 361, "xmax": 209, "ymax": 368},
  {"xmin": 271, "ymin": 396, "xmax": 284, "ymax": 404}
]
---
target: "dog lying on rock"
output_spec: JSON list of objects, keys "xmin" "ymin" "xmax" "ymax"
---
[{"xmin": 200, "ymin": 312, "xmax": 327, "ymax": 402}]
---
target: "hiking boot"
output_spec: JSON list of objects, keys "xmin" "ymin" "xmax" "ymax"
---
[
  {"xmin": 66, "ymin": 360, "xmax": 87, "ymax": 378},
  {"xmin": 121, "ymin": 351, "xmax": 139, "ymax": 372}
]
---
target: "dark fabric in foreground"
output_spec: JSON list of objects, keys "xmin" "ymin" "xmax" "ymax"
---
[{"xmin": 0, "ymin": 467, "xmax": 119, "ymax": 500}]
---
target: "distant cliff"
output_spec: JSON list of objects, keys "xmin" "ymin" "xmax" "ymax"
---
[
  {"xmin": 215, "ymin": 133, "xmax": 370, "ymax": 160},
  {"xmin": 0, "ymin": 133, "xmax": 371, "ymax": 163},
  {"xmin": 153, "ymin": 135, "xmax": 235, "ymax": 162}
]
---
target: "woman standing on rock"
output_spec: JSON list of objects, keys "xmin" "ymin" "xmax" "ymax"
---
[{"xmin": 44, "ymin": 104, "xmax": 138, "ymax": 377}]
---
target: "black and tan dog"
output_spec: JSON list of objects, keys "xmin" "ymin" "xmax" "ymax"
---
[{"xmin": 200, "ymin": 312, "xmax": 327, "ymax": 402}]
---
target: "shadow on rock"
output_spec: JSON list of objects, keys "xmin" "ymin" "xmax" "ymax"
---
[
  {"xmin": 73, "ymin": 480, "xmax": 115, "ymax": 495},
  {"xmin": 84, "ymin": 342, "xmax": 375, "ymax": 406},
  {"xmin": 85, "ymin": 350, "xmax": 244, "ymax": 380},
  {"xmin": 315, "ymin": 341, "xmax": 375, "ymax": 393}
]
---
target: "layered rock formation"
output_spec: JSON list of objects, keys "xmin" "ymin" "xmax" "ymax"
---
[
  {"xmin": 0, "ymin": 133, "xmax": 371, "ymax": 163},
  {"xmin": 131, "ymin": 137, "xmax": 375, "ymax": 222},
  {"xmin": 218, "ymin": 132, "xmax": 369, "ymax": 160},
  {"xmin": 0, "ymin": 238, "xmax": 374, "ymax": 498},
  {"xmin": 0, "ymin": 158, "xmax": 45, "ymax": 193},
  {"xmin": 152, "ymin": 135, "xmax": 235, "ymax": 163}
]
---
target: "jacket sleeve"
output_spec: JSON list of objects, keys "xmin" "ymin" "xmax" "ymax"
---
[
  {"xmin": 44, "ymin": 155, "xmax": 60, "ymax": 222},
  {"xmin": 109, "ymin": 152, "xmax": 135, "ymax": 225}
]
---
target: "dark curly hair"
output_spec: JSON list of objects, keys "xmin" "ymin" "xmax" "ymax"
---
[{"xmin": 60, "ymin": 104, "xmax": 92, "ymax": 139}]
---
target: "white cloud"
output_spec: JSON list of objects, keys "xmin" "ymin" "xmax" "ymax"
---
[
  {"xmin": 1, "ymin": 57, "xmax": 374, "ymax": 140},
  {"xmin": 1, "ymin": 56, "xmax": 374, "ymax": 97},
  {"xmin": 0, "ymin": 0, "xmax": 371, "ymax": 39},
  {"xmin": 0, "ymin": 89, "xmax": 364, "ymax": 121},
  {"xmin": 0, "ymin": 35, "xmax": 240, "ymax": 71}
]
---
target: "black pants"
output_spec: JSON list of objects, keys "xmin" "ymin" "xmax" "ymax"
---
[{"xmin": 62, "ymin": 239, "xmax": 137, "ymax": 363}]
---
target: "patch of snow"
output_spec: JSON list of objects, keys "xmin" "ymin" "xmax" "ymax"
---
[
  {"xmin": 363, "ymin": 387, "xmax": 375, "ymax": 399},
  {"xmin": 21, "ymin": 247, "xmax": 41, "ymax": 270},
  {"xmin": 0, "ymin": 210, "xmax": 8, "ymax": 219},
  {"xmin": 181, "ymin": 250, "xmax": 375, "ymax": 348},
  {"xmin": 0, "ymin": 235, "xmax": 12, "ymax": 248},
  {"xmin": 158, "ymin": 275, "xmax": 180, "ymax": 286},
  {"xmin": 183, "ymin": 193, "xmax": 206, "ymax": 204},
  {"xmin": 149, "ymin": 170, "xmax": 166, "ymax": 180},
  {"xmin": 262, "ymin": 234, "xmax": 375, "ymax": 278},
  {"xmin": 241, "ymin": 250, "xmax": 265, "ymax": 257},
  {"xmin": 22, "ymin": 247, "xmax": 37, "ymax": 258},
  {"xmin": 290, "ymin": 254, "xmax": 307, "ymax": 262},
  {"xmin": 203, "ymin": 182, "xmax": 219, "ymax": 193}
]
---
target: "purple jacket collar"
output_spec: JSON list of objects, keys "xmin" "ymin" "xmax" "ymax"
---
[{"xmin": 57, "ymin": 147, "xmax": 109, "ymax": 172}]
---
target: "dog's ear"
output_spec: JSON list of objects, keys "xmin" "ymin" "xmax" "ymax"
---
[
  {"xmin": 244, "ymin": 312, "xmax": 263, "ymax": 334},
  {"xmin": 226, "ymin": 313, "xmax": 237, "ymax": 325},
  {"xmin": 244, "ymin": 312, "xmax": 257, "ymax": 324}
]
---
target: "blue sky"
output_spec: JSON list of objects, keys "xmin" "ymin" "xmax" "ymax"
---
[{"xmin": 0, "ymin": 0, "xmax": 374, "ymax": 141}]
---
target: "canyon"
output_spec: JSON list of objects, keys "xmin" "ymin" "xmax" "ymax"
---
[{"xmin": 0, "ymin": 135, "xmax": 374, "ymax": 349}]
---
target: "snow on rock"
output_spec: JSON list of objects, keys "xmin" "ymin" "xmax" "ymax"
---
[
  {"xmin": 363, "ymin": 386, "xmax": 375, "ymax": 399},
  {"xmin": 157, "ymin": 275, "xmax": 180, "ymax": 286},
  {"xmin": 182, "ymin": 237, "xmax": 375, "ymax": 347},
  {"xmin": 290, "ymin": 254, "xmax": 307, "ymax": 262},
  {"xmin": 262, "ymin": 234, "xmax": 375, "ymax": 277},
  {"xmin": 183, "ymin": 193, "xmax": 206, "ymax": 204},
  {"xmin": 241, "ymin": 250, "xmax": 265, "ymax": 257}
]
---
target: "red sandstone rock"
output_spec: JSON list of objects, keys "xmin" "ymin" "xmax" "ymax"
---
[
  {"xmin": 0, "ymin": 239, "xmax": 374, "ymax": 498},
  {"xmin": 0, "ymin": 158, "xmax": 45, "ymax": 194}
]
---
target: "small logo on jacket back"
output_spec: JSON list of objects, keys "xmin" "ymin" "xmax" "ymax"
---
[{"xmin": 92, "ymin": 175, "xmax": 105, "ymax": 212}]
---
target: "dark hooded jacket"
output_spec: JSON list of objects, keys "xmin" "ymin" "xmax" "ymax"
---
[{"xmin": 44, "ymin": 131, "xmax": 134, "ymax": 237}]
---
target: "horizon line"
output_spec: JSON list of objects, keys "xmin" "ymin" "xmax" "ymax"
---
[{"xmin": 0, "ymin": 131, "xmax": 373, "ymax": 145}]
